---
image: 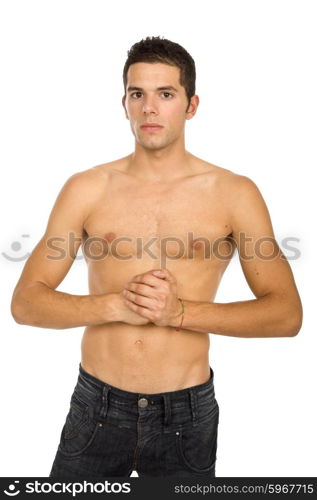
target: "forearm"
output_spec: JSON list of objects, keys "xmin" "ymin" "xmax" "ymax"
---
[
  {"xmin": 11, "ymin": 282, "xmax": 118, "ymax": 329},
  {"xmin": 173, "ymin": 293, "xmax": 301, "ymax": 338}
]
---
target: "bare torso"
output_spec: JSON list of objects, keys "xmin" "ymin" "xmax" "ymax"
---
[{"xmin": 80, "ymin": 153, "xmax": 236, "ymax": 393}]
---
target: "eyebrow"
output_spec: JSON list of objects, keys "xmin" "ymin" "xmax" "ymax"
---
[{"xmin": 127, "ymin": 85, "xmax": 178, "ymax": 93}]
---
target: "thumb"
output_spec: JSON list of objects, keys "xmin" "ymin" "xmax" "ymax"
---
[{"xmin": 152, "ymin": 269, "xmax": 175, "ymax": 282}]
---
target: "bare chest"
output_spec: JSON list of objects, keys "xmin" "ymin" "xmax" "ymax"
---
[{"xmin": 83, "ymin": 175, "xmax": 232, "ymax": 262}]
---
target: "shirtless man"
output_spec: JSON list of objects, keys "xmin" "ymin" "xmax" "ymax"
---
[{"xmin": 11, "ymin": 36, "xmax": 302, "ymax": 478}]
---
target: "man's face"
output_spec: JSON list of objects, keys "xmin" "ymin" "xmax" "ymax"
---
[{"xmin": 122, "ymin": 62, "xmax": 197, "ymax": 151}]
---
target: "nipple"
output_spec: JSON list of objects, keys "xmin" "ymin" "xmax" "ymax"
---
[
  {"xmin": 104, "ymin": 232, "xmax": 116, "ymax": 243},
  {"xmin": 191, "ymin": 239, "xmax": 203, "ymax": 250}
]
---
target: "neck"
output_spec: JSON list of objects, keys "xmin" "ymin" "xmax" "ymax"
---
[{"xmin": 127, "ymin": 137, "xmax": 193, "ymax": 182}]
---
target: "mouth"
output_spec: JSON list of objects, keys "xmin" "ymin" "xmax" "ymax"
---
[{"xmin": 140, "ymin": 124, "xmax": 164, "ymax": 132}]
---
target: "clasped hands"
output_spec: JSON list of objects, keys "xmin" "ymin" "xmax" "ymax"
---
[{"xmin": 120, "ymin": 268, "xmax": 182, "ymax": 327}]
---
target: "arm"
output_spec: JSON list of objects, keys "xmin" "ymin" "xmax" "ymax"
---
[
  {"xmin": 178, "ymin": 176, "xmax": 302, "ymax": 337},
  {"xmin": 123, "ymin": 176, "xmax": 303, "ymax": 337},
  {"xmin": 11, "ymin": 281, "xmax": 120, "ymax": 330},
  {"xmin": 10, "ymin": 171, "xmax": 148, "ymax": 329},
  {"xmin": 171, "ymin": 293, "xmax": 301, "ymax": 338}
]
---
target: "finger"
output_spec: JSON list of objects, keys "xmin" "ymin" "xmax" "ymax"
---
[
  {"xmin": 152, "ymin": 268, "xmax": 176, "ymax": 283},
  {"xmin": 124, "ymin": 298, "xmax": 155, "ymax": 320},
  {"xmin": 129, "ymin": 273, "xmax": 163, "ymax": 288},
  {"xmin": 125, "ymin": 282, "xmax": 157, "ymax": 297},
  {"xmin": 123, "ymin": 289, "xmax": 156, "ymax": 309}
]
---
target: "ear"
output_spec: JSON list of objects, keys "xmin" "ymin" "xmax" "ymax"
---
[
  {"xmin": 185, "ymin": 95, "xmax": 199, "ymax": 120},
  {"xmin": 122, "ymin": 95, "xmax": 129, "ymax": 120}
]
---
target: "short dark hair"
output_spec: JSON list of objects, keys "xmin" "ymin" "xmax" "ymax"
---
[{"xmin": 122, "ymin": 36, "xmax": 196, "ymax": 105}]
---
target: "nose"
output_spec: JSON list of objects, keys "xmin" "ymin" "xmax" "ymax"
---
[{"xmin": 142, "ymin": 96, "xmax": 158, "ymax": 115}]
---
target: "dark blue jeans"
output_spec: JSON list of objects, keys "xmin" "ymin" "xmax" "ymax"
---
[{"xmin": 49, "ymin": 363, "xmax": 219, "ymax": 477}]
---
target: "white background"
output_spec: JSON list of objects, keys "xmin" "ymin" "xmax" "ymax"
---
[{"xmin": 1, "ymin": 0, "xmax": 316, "ymax": 477}]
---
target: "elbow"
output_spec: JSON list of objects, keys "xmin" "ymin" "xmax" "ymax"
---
[
  {"xmin": 287, "ymin": 318, "xmax": 302, "ymax": 337},
  {"xmin": 11, "ymin": 301, "xmax": 25, "ymax": 325},
  {"xmin": 11, "ymin": 292, "xmax": 28, "ymax": 325},
  {"xmin": 11, "ymin": 282, "xmax": 48, "ymax": 328},
  {"xmin": 284, "ymin": 302, "xmax": 303, "ymax": 337}
]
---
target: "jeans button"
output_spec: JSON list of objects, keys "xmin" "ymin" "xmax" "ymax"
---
[{"xmin": 138, "ymin": 397, "xmax": 148, "ymax": 408}]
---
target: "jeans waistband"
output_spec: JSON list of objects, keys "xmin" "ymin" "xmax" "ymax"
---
[
  {"xmin": 79, "ymin": 363, "xmax": 214, "ymax": 404},
  {"xmin": 77, "ymin": 363, "xmax": 216, "ymax": 426}
]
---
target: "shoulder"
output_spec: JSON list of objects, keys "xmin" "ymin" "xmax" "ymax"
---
[
  {"xmin": 189, "ymin": 153, "xmax": 234, "ymax": 178},
  {"xmin": 225, "ymin": 172, "xmax": 262, "ymax": 200},
  {"xmin": 188, "ymin": 154, "xmax": 233, "ymax": 178},
  {"xmin": 207, "ymin": 165, "xmax": 259, "ymax": 194},
  {"xmin": 225, "ymin": 174, "xmax": 265, "ymax": 212},
  {"xmin": 64, "ymin": 155, "xmax": 130, "ymax": 191},
  {"xmin": 225, "ymin": 173, "xmax": 271, "ymax": 233},
  {"xmin": 190, "ymin": 155, "xmax": 259, "ymax": 193},
  {"xmin": 191, "ymin": 157, "xmax": 267, "ymax": 225}
]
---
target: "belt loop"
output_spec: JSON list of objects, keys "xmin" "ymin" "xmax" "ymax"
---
[
  {"xmin": 189, "ymin": 389, "xmax": 198, "ymax": 426},
  {"xmin": 163, "ymin": 394, "xmax": 171, "ymax": 426},
  {"xmin": 100, "ymin": 385, "xmax": 110, "ymax": 420}
]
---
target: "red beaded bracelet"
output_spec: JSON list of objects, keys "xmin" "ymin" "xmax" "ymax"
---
[{"xmin": 175, "ymin": 298, "xmax": 185, "ymax": 331}]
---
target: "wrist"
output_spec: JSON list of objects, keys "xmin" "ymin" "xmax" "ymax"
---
[
  {"xmin": 102, "ymin": 293, "xmax": 123, "ymax": 323},
  {"xmin": 170, "ymin": 298, "xmax": 185, "ymax": 328}
]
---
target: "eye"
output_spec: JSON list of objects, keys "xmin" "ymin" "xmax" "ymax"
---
[
  {"xmin": 161, "ymin": 92, "xmax": 174, "ymax": 99},
  {"xmin": 130, "ymin": 92, "xmax": 143, "ymax": 99}
]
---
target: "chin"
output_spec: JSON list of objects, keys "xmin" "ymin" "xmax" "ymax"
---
[
  {"xmin": 135, "ymin": 138, "xmax": 163, "ymax": 149},
  {"xmin": 138, "ymin": 134, "xmax": 173, "ymax": 149},
  {"xmin": 143, "ymin": 143, "xmax": 169, "ymax": 151}
]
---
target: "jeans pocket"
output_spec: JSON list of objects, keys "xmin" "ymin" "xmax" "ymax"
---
[
  {"xmin": 58, "ymin": 393, "xmax": 100, "ymax": 457},
  {"xmin": 175, "ymin": 405, "xmax": 219, "ymax": 473},
  {"xmin": 64, "ymin": 394, "xmax": 90, "ymax": 439}
]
